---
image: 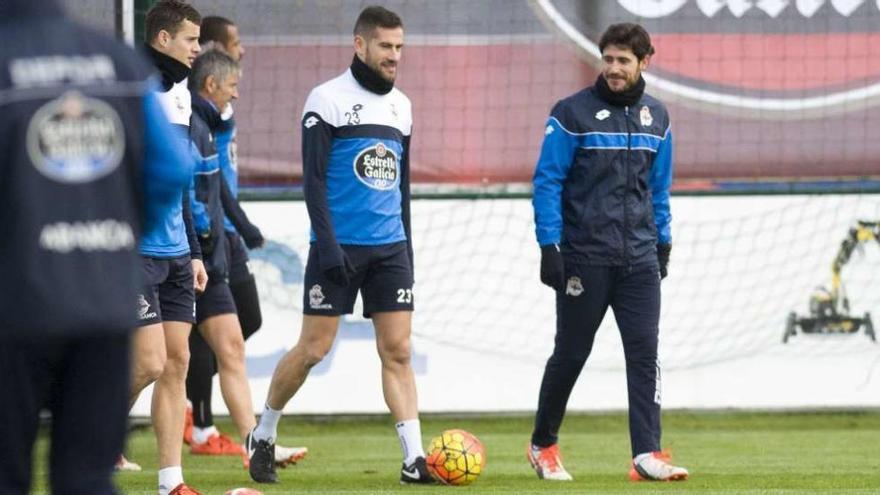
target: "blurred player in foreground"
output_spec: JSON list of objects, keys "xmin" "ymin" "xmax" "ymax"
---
[
  {"xmin": 124, "ymin": 1, "xmax": 207, "ymax": 493},
  {"xmin": 0, "ymin": 0, "xmax": 193, "ymax": 492}
]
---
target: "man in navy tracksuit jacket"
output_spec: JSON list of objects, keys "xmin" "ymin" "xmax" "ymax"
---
[
  {"xmin": 0, "ymin": 0, "xmax": 193, "ymax": 492},
  {"xmin": 528, "ymin": 24, "xmax": 688, "ymax": 482},
  {"xmin": 186, "ymin": 19, "xmax": 271, "ymax": 454},
  {"xmin": 188, "ymin": 50, "xmax": 296, "ymax": 461}
]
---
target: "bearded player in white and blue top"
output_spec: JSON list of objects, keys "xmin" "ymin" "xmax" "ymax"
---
[{"xmin": 246, "ymin": 6, "xmax": 432, "ymax": 486}]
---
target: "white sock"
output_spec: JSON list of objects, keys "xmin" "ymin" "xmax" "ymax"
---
[
  {"xmin": 192, "ymin": 425, "xmax": 218, "ymax": 445},
  {"xmin": 634, "ymin": 452, "xmax": 652, "ymax": 464},
  {"xmin": 253, "ymin": 404, "xmax": 282, "ymax": 443},
  {"xmin": 157, "ymin": 466, "xmax": 183, "ymax": 495},
  {"xmin": 395, "ymin": 419, "xmax": 426, "ymax": 465}
]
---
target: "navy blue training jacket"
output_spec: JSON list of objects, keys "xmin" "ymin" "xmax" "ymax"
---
[
  {"xmin": 0, "ymin": 0, "xmax": 193, "ymax": 336},
  {"xmin": 190, "ymin": 92, "xmax": 229, "ymax": 280},
  {"xmin": 532, "ymin": 85, "xmax": 673, "ymax": 266}
]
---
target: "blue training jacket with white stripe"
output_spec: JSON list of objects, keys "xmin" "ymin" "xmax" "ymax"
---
[{"xmin": 532, "ymin": 83, "xmax": 673, "ymax": 267}]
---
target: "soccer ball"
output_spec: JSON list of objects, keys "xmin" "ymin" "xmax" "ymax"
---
[{"xmin": 425, "ymin": 429, "xmax": 486, "ymax": 485}]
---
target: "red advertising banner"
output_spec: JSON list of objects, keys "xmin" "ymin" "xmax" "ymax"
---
[{"xmin": 232, "ymin": 1, "xmax": 880, "ymax": 188}]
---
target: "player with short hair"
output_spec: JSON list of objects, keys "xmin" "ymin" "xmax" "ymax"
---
[
  {"xmin": 246, "ymin": 5, "xmax": 430, "ymax": 485},
  {"xmin": 125, "ymin": 1, "xmax": 208, "ymax": 494},
  {"xmin": 529, "ymin": 23, "xmax": 688, "ymax": 482},
  {"xmin": 0, "ymin": 0, "xmax": 194, "ymax": 492},
  {"xmin": 186, "ymin": 48, "xmax": 308, "ymax": 467},
  {"xmin": 185, "ymin": 17, "xmax": 309, "ymax": 468},
  {"xmin": 187, "ymin": 47, "xmax": 253, "ymax": 456},
  {"xmin": 198, "ymin": 16, "xmax": 245, "ymax": 61},
  {"xmin": 186, "ymin": 17, "xmax": 254, "ymax": 455}
]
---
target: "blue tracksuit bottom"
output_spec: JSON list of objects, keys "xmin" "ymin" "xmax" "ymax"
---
[{"xmin": 531, "ymin": 261, "xmax": 662, "ymax": 457}]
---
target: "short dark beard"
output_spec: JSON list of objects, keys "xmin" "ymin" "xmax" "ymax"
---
[
  {"xmin": 594, "ymin": 73, "xmax": 646, "ymax": 107},
  {"xmin": 370, "ymin": 60, "xmax": 395, "ymax": 84}
]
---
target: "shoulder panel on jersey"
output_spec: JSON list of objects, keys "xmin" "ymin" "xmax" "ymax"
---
[
  {"xmin": 302, "ymin": 84, "xmax": 342, "ymax": 127},
  {"xmin": 390, "ymin": 88, "xmax": 413, "ymax": 136},
  {"xmin": 302, "ymin": 110, "xmax": 335, "ymax": 135},
  {"xmin": 155, "ymin": 80, "xmax": 191, "ymax": 126}
]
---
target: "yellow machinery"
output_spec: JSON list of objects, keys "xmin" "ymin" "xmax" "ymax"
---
[{"xmin": 783, "ymin": 221, "xmax": 878, "ymax": 343}]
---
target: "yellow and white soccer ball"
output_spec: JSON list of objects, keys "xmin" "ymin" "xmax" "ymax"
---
[{"xmin": 425, "ymin": 429, "xmax": 486, "ymax": 485}]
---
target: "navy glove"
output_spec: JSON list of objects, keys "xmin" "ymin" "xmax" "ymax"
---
[
  {"xmin": 540, "ymin": 244, "xmax": 565, "ymax": 291},
  {"xmin": 243, "ymin": 230, "xmax": 265, "ymax": 249},
  {"xmin": 239, "ymin": 223, "xmax": 265, "ymax": 249},
  {"xmin": 657, "ymin": 243, "xmax": 671, "ymax": 280},
  {"xmin": 321, "ymin": 246, "xmax": 356, "ymax": 287}
]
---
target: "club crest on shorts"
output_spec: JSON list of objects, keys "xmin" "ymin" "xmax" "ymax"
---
[
  {"xmin": 309, "ymin": 284, "xmax": 332, "ymax": 309},
  {"xmin": 565, "ymin": 276, "xmax": 584, "ymax": 297},
  {"xmin": 353, "ymin": 142, "xmax": 399, "ymax": 190},
  {"xmin": 26, "ymin": 90, "xmax": 125, "ymax": 183},
  {"xmin": 137, "ymin": 294, "xmax": 157, "ymax": 320}
]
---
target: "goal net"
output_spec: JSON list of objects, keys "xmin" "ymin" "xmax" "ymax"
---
[
  {"xmin": 247, "ymin": 194, "xmax": 880, "ymax": 372},
  {"xmin": 69, "ymin": 0, "xmax": 880, "ymax": 374}
]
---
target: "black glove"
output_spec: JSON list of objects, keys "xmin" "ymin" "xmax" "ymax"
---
[
  {"xmin": 240, "ymin": 224, "xmax": 265, "ymax": 249},
  {"xmin": 657, "ymin": 243, "xmax": 671, "ymax": 280},
  {"xmin": 321, "ymin": 245, "xmax": 356, "ymax": 287},
  {"xmin": 198, "ymin": 232, "xmax": 215, "ymax": 256},
  {"xmin": 540, "ymin": 244, "xmax": 565, "ymax": 291}
]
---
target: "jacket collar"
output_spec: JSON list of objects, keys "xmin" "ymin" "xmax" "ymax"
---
[
  {"xmin": 191, "ymin": 92, "xmax": 223, "ymax": 131},
  {"xmin": 143, "ymin": 44, "xmax": 190, "ymax": 91}
]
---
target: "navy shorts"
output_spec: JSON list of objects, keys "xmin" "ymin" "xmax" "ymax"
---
[
  {"xmin": 137, "ymin": 255, "xmax": 196, "ymax": 325},
  {"xmin": 226, "ymin": 231, "xmax": 252, "ymax": 285},
  {"xmin": 303, "ymin": 241, "xmax": 413, "ymax": 317},
  {"xmin": 195, "ymin": 280, "xmax": 238, "ymax": 323}
]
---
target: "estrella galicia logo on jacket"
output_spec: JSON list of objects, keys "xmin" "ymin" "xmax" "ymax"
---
[
  {"xmin": 26, "ymin": 90, "xmax": 124, "ymax": 183},
  {"xmin": 353, "ymin": 142, "xmax": 399, "ymax": 190},
  {"xmin": 533, "ymin": 0, "xmax": 880, "ymax": 115}
]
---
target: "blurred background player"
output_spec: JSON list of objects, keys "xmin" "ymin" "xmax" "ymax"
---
[
  {"xmin": 197, "ymin": 15, "xmax": 245, "ymax": 60},
  {"xmin": 186, "ymin": 15, "xmax": 308, "ymax": 467},
  {"xmin": 185, "ymin": 24, "xmax": 254, "ymax": 453},
  {"xmin": 529, "ymin": 23, "xmax": 687, "ymax": 482},
  {"xmin": 123, "ymin": 1, "xmax": 208, "ymax": 494},
  {"xmin": 186, "ymin": 47, "xmax": 307, "ymax": 467},
  {"xmin": 0, "ymin": 0, "xmax": 193, "ymax": 492},
  {"xmin": 246, "ymin": 5, "xmax": 428, "ymax": 485}
]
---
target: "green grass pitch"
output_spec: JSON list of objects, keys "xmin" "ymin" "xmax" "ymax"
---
[{"xmin": 31, "ymin": 410, "xmax": 880, "ymax": 494}]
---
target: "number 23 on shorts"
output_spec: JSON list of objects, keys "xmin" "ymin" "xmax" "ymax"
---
[{"xmin": 396, "ymin": 288, "xmax": 413, "ymax": 304}]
